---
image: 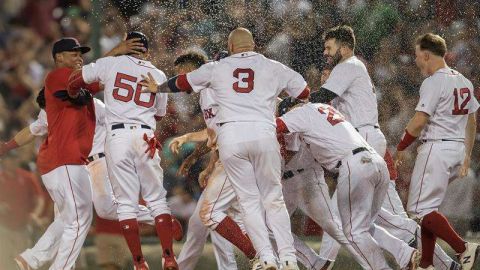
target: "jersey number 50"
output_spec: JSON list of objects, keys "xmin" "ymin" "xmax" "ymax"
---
[
  {"xmin": 113, "ymin": 72, "xmax": 155, "ymax": 108},
  {"xmin": 233, "ymin": 68, "xmax": 254, "ymax": 93}
]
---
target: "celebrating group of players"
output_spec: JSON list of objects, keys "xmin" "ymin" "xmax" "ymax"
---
[{"xmin": 1, "ymin": 23, "xmax": 479, "ymax": 270}]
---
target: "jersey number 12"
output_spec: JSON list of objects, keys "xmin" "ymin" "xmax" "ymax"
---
[
  {"xmin": 452, "ymin": 87, "xmax": 471, "ymax": 115},
  {"xmin": 113, "ymin": 72, "xmax": 155, "ymax": 108}
]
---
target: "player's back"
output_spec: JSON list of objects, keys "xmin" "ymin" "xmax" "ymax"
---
[
  {"xmin": 417, "ymin": 67, "xmax": 479, "ymax": 141},
  {"xmin": 326, "ymin": 56, "xmax": 378, "ymax": 127},
  {"xmin": 281, "ymin": 103, "xmax": 369, "ymax": 170},
  {"xmin": 188, "ymin": 52, "xmax": 306, "ymax": 126},
  {"xmin": 82, "ymin": 55, "xmax": 168, "ymax": 129}
]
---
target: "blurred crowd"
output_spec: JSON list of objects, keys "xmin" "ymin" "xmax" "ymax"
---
[{"xmin": 1, "ymin": 0, "xmax": 480, "ymax": 268}]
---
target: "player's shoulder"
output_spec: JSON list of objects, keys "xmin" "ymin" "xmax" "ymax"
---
[{"xmin": 46, "ymin": 67, "xmax": 72, "ymax": 80}]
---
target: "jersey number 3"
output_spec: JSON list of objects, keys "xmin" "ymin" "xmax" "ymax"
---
[
  {"xmin": 113, "ymin": 72, "xmax": 155, "ymax": 108},
  {"xmin": 452, "ymin": 87, "xmax": 471, "ymax": 115},
  {"xmin": 233, "ymin": 68, "xmax": 254, "ymax": 93}
]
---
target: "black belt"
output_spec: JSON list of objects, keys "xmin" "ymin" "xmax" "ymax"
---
[
  {"xmin": 87, "ymin": 152, "xmax": 105, "ymax": 162},
  {"xmin": 355, "ymin": 125, "xmax": 379, "ymax": 132},
  {"xmin": 111, "ymin": 123, "xmax": 151, "ymax": 130},
  {"xmin": 283, "ymin": 169, "xmax": 304, "ymax": 179},
  {"xmin": 335, "ymin": 147, "xmax": 369, "ymax": 168},
  {"xmin": 421, "ymin": 139, "xmax": 463, "ymax": 143}
]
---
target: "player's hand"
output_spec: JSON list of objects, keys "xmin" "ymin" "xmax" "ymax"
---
[
  {"xmin": 139, "ymin": 73, "xmax": 159, "ymax": 93},
  {"xmin": 143, "ymin": 133, "xmax": 162, "ymax": 159},
  {"xmin": 458, "ymin": 157, "xmax": 471, "ymax": 178},
  {"xmin": 169, "ymin": 135, "xmax": 187, "ymax": 155},
  {"xmin": 176, "ymin": 155, "xmax": 197, "ymax": 177},
  {"xmin": 206, "ymin": 128, "xmax": 217, "ymax": 149},
  {"xmin": 394, "ymin": 150, "xmax": 406, "ymax": 169},
  {"xmin": 198, "ymin": 168, "xmax": 211, "ymax": 188},
  {"xmin": 109, "ymin": 34, "xmax": 145, "ymax": 56}
]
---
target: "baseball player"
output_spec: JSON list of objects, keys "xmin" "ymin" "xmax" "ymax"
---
[
  {"xmin": 67, "ymin": 31, "xmax": 177, "ymax": 270},
  {"xmin": 170, "ymin": 51, "xmax": 254, "ymax": 270},
  {"xmin": 278, "ymin": 100, "xmax": 422, "ymax": 270},
  {"xmin": 277, "ymin": 102, "xmax": 392, "ymax": 270},
  {"xmin": 395, "ymin": 33, "xmax": 480, "ymax": 270},
  {"xmin": 5, "ymin": 94, "xmax": 184, "ymax": 270},
  {"xmin": 12, "ymin": 37, "xmax": 103, "ymax": 270},
  {"xmin": 140, "ymin": 27, "xmax": 310, "ymax": 270},
  {"xmin": 313, "ymin": 49, "xmax": 460, "ymax": 270}
]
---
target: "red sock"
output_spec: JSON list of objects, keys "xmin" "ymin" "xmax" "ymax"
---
[
  {"xmin": 215, "ymin": 216, "xmax": 256, "ymax": 259},
  {"xmin": 419, "ymin": 222, "xmax": 436, "ymax": 267},
  {"xmin": 155, "ymin": 214, "xmax": 174, "ymax": 258},
  {"xmin": 422, "ymin": 211, "xmax": 466, "ymax": 253},
  {"xmin": 119, "ymin": 219, "xmax": 144, "ymax": 263}
]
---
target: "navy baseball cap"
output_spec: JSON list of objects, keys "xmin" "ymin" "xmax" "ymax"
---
[
  {"xmin": 52, "ymin": 38, "xmax": 91, "ymax": 58},
  {"xmin": 126, "ymin": 31, "xmax": 148, "ymax": 52}
]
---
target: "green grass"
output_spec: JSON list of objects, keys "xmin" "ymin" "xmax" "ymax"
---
[{"xmin": 77, "ymin": 236, "xmax": 480, "ymax": 270}]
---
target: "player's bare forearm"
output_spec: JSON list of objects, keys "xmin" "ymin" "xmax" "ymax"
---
[
  {"xmin": 405, "ymin": 111, "xmax": 430, "ymax": 136},
  {"xmin": 14, "ymin": 126, "xmax": 36, "ymax": 146},
  {"xmin": 205, "ymin": 149, "xmax": 219, "ymax": 172},
  {"xmin": 185, "ymin": 129, "xmax": 208, "ymax": 143},
  {"xmin": 464, "ymin": 113, "xmax": 476, "ymax": 160},
  {"xmin": 190, "ymin": 141, "xmax": 211, "ymax": 160}
]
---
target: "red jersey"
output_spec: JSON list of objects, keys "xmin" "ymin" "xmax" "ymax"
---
[{"xmin": 37, "ymin": 67, "xmax": 99, "ymax": 174}]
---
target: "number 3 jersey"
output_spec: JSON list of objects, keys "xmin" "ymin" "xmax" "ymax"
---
[
  {"xmin": 415, "ymin": 67, "xmax": 479, "ymax": 141},
  {"xmin": 186, "ymin": 51, "xmax": 307, "ymax": 126},
  {"xmin": 82, "ymin": 55, "xmax": 168, "ymax": 129},
  {"xmin": 280, "ymin": 103, "xmax": 370, "ymax": 170}
]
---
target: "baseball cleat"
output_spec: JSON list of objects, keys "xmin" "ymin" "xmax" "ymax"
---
[
  {"xmin": 458, "ymin": 242, "xmax": 480, "ymax": 270},
  {"xmin": 262, "ymin": 260, "xmax": 278, "ymax": 270},
  {"xmin": 281, "ymin": 260, "xmax": 299, "ymax": 270},
  {"xmin": 250, "ymin": 257, "xmax": 263, "ymax": 270},
  {"xmin": 171, "ymin": 216, "xmax": 183, "ymax": 241},
  {"xmin": 449, "ymin": 261, "xmax": 461, "ymax": 270},
  {"xmin": 14, "ymin": 256, "xmax": 32, "ymax": 270},
  {"xmin": 133, "ymin": 260, "xmax": 149, "ymax": 270},
  {"xmin": 162, "ymin": 256, "xmax": 179, "ymax": 270}
]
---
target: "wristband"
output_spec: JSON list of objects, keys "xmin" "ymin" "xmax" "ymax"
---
[{"xmin": 397, "ymin": 130, "xmax": 417, "ymax": 151}]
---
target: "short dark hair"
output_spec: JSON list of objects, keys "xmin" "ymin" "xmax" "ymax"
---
[
  {"xmin": 174, "ymin": 51, "xmax": 208, "ymax": 68},
  {"xmin": 323, "ymin": 25, "xmax": 356, "ymax": 50},
  {"xmin": 415, "ymin": 33, "xmax": 447, "ymax": 57}
]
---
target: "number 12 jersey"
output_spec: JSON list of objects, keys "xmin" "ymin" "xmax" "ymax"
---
[{"xmin": 415, "ymin": 67, "xmax": 479, "ymax": 141}]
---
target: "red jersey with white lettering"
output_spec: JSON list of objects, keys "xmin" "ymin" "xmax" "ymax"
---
[
  {"xmin": 279, "ymin": 103, "xmax": 369, "ymax": 170},
  {"xmin": 37, "ymin": 67, "xmax": 99, "ymax": 175},
  {"xmin": 82, "ymin": 55, "xmax": 168, "ymax": 129},
  {"xmin": 415, "ymin": 67, "xmax": 479, "ymax": 141}
]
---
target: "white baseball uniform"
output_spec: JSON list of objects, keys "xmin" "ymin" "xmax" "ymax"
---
[
  {"xmin": 186, "ymin": 51, "xmax": 307, "ymax": 263},
  {"xmin": 19, "ymin": 99, "xmax": 157, "ymax": 269},
  {"xmin": 177, "ymin": 88, "xmax": 238, "ymax": 270},
  {"xmin": 407, "ymin": 67, "xmax": 479, "ymax": 218},
  {"xmin": 282, "ymin": 134, "xmax": 364, "ymax": 268},
  {"xmin": 280, "ymin": 103, "xmax": 391, "ymax": 270},
  {"xmin": 320, "ymin": 55, "xmax": 458, "ymax": 269},
  {"xmin": 82, "ymin": 55, "xmax": 170, "ymax": 222}
]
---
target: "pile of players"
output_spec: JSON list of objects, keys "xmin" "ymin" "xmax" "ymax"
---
[{"xmin": 2, "ymin": 25, "xmax": 479, "ymax": 270}]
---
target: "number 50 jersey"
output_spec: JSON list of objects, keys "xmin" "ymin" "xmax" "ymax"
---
[
  {"xmin": 415, "ymin": 67, "xmax": 479, "ymax": 141},
  {"xmin": 82, "ymin": 55, "xmax": 168, "ymax": 129},
  {"xmin": 186, "ymin": 52, "xmax": 308, "ymax": 126}
]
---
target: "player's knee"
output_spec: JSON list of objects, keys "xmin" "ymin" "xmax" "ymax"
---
[{"xmin": 199, "ymin": 201, "xmax": 225, "ymax": 229}]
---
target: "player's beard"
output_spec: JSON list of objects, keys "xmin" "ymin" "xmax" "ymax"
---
[{"xmin": 331, "ymin": 50, "xmax": 342, "ymax": 66}]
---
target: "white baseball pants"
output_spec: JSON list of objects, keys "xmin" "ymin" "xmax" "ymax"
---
[
  {"xmin": 105, "ymin": 125, "xmax": 170, "ymax": 221},
  {"xmin": 217, "ymin": 122, "xmax": 296, "ymax": 263},
  {"xmin": 177, "ymin": 192, "xmax": 237, "ymax": 270},
  {"xmin": 27, "ymin": 165, "xmax": 93, "ymax": 270}
]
